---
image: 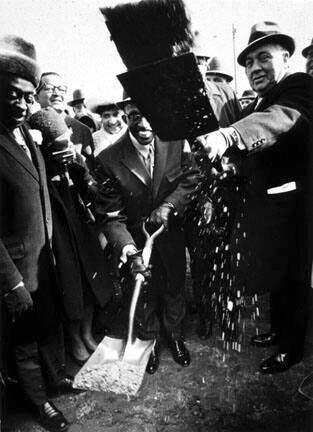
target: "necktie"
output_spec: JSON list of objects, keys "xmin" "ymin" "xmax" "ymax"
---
[
  {"xmin": 20, "ymin": 143, "xmax": 32, "ymax": 160},
  {"xmin": 143, "ymin": 146, "xmax": 153, "ymax": 176}
]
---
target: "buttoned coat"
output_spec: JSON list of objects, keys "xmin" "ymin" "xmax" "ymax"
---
[
  {"xmin": 95, "ymin": 132, "xmax": 199, "ymax": 255},
  {"xmin": 230, "ymin": 72, "xmax": 313, "ymax": 295},
  {"xmin": 95, "ymin": 132, "xmax": 199, "ymax": 315},
  {"xmin": 0, "ymin": 125, "xmax": 53, "ymax": 295}
]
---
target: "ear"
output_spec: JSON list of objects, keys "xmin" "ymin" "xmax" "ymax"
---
[{"xmin": 282, "ymin": 50, "xmax": 290, "ymax": 63}]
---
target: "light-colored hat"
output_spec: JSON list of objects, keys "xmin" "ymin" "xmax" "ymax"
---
[
  {"xmin": 68, "ymin": 89, "xmax": 86, "ymax": 107},
  {"xmin": 90, "ymin": 99, "xmax": 120, "ymax": 115},
  {"xmin": 206, "ymin": 56, "xmax": 233, "ymax": 82},
  {"xmin": 239, "ymin": 89, "xmax": 256, "ymax": 100},
  {"xmin": 237, "ymin": 21, "xmax": 295, "ymax": 66},
  {"xmin": 302, "ymin": 38, "xmax": 313, "ymax": 58},
  {"xmin": 0, "ymin": 34, "xmax": 40, "ymax": 87}
]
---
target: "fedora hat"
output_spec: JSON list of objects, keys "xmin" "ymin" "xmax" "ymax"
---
[
  {"xmin": 302, "ymin": 38, "xmax": 313, "ymax": 58},
  {"xmin": 239, "ymin": 89, "xmax": 255, "ymax": 100},
  {"xmin": 68, "ymin": 89, "xmax": 86, "ymax": 107},
  {"xmin": 206, "ymin": 56, "xmax": 233, "ymax": 82},
  {"xmin": 237, "ymin": 21, "xmax": 295, "ymax": 66},
  {"xmin": 0, "ymin": 34, "xmax": 40, "ymax": 87}
]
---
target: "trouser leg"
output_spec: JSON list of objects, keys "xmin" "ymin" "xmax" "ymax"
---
[
  {"xmin": 14, "ymin": 341, "xmax": 47, "ymax": 407},
  {"xmin": 38, "ymin": 325, "xmax": 66, "ymax": 385}
]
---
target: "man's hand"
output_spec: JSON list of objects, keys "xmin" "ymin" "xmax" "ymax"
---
[
  {"xmin": 127, "ymin": 252, "xmax": 151, "ymax": 281},
  {"xmin": 4, "ymin": 283, "xmax": 33, "ymax": 322},
  {"xmin": 196, "ymin": 130, "xmax": 228, "ymax": 161},
  {"xmin": 149, "ymin": 203, "xmax": 174, "ymax": 230}
]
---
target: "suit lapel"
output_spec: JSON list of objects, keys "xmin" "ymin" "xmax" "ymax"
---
[
  {"xmin": 152, "ymin": 138, "xmax": 168, "ymax": 199},
  {"xmin": 0, "ymin": 128, "xmax": 39, "ymax": 182},
  {"xmin": 120, "ymin": 134, "xmax": 152, "ymax": 189}
]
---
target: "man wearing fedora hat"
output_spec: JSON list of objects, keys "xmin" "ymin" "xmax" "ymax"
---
[
  {"xmin": 92, "ymin": 99, "xmax": 127, "ymax": 157},
  {"xmin": 67, "ymin": 89, "xmax": 99, "ymax": 132},
  {"xmin": 205, "ymin": 56, "xmax": 233, "ymax": 84},
  {"xmin": 198, "ymin": 21, "xmax": 313, "ymax": 373},
  {"xmin": 302, "ymin": 38, "xmax": 313, "ymax": 77},
  {"xmin": 0, "ymin": 35, "xmax": 69, "ymax": 431},
  {"xmin": 238, "ymin": 89, "xmax": 256, "ymax": 109}
]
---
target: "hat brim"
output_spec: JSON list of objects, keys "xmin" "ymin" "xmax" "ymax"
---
[
  {"xmin": 116, "ymin": 97, "xmax": 132, "ymax": 110},
  {"xmin": 92, "ymin": 103, "xmax": 120, "ymax": 115},
  {"xmin": 205, "ymin": 70, "xmax": 233, "ymax": 82},
  {"xmin": 68, "ymin": 98, "xmax": 85, "ymax": 107},
  {"xmin": 302, "ymin": 44, "xmax": 313, "ymax": 58},
  {"xmin": 237, "ymin": 33, "xmax": 295, "ymax": 66}
]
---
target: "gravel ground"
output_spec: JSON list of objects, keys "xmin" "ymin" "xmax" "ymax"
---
[{"xmin": 3, "ymin": 292, "xmax": 313, "ymax": 432}]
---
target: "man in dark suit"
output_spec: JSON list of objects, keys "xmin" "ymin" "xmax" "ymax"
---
[
  {"xmin": 198, "ymin": 22, "xmax": 313, "ymax": 373},
  {"xmin": 35, "ymin": 72, "xmax": 95, "ymax": 168},
  {"xmin": 0, "ymin": 36, "xmax": 69, "ymax": 431},
  {"xmin": 95, "ymin": 100, "xmax": 199, "ymax": 374}
]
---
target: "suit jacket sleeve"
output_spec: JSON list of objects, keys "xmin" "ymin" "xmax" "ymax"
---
[
  {"xmin": 0, "ymin": 239, "xmax": 23, "ymax": 293},
  {"xmin": 93, "ymin": 162, "xmax": 137, "ymax": 255},
  {"xmin": 162, "ymin": 140, "xmax": 201, "ymax": 215},
  {"xmin": 232, "ymin": 73, "xmax": 313, "ymax": 152}
]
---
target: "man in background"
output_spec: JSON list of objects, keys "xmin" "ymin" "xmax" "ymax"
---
[
  {"xmin": 302, "ymin": 37, "xmax": 313, "ymax": 77},
  {"xmin": 36, "ymin": 72, "xmax": 95, "ymax": 167}
]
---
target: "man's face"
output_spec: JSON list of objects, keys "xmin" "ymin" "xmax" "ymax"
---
[
  {"xmin": 306, "ymin": 49, "xmax": 313, "ymax": 76},
  {"xmin": 245, "ymin": 44, "xmax": 289, "ymax": 97},
  {"xmin": 73, "ymin": 103, "xmax": 86, "ymax": 116},
  {"xmin": 206, "ymin": 73, "xmax": 228, "ymax": 84},
  {"xmin": 101, "ymin": 107, "xmax": 125, "ymax": 135},
  {"xmin": 0, "ymin": 75, "xmax": 35, "ymax": 130},
  {"xmin": 125, "ymin": 103, "xmax": 154, "ymax": 145},
  {"xmin": 36, "ymin": 74, "xmax": 67, "ymax": 113},
  {"xmin": 240, "ymin": 98, "xmax": 255, "ymax": 108}
]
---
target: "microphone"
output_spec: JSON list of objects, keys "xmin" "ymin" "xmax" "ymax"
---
[{"xmin": 29, "ymin": 107, "xmax": 74, "ymax": 167}]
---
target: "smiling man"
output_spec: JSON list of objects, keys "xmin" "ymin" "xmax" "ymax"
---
[
  {"xmin": 0, "ymin": 35, "xmax": 69, "ymax": 431},
  {"xmin": 198, "ymin": 21, "xmax": 313, "ymax": 374},
  {"xmin": 36, "ymin": 72, "xmax": 95, "ymax": 167},
  {"xmin": 94, "ymin": 100, "xmax": 199, "ymax": 374}
]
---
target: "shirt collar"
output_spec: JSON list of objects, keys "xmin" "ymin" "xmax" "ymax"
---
[{"xmin": 129, "ymin": 131, "xmax": 154, "ymax": 157}]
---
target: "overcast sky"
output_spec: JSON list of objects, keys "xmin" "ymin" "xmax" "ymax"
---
[{"xmin": 0, "ymin": 0, "xmax": 312, "ymax": 102}]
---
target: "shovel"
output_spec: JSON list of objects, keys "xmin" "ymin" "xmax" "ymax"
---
[{"xmin": 73, "ymin": 222, "xmax": 164, "ymax": 396}]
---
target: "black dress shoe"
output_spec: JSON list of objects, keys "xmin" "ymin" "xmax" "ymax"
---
[
  {"xmin": 251, "ymin": 332, "xmax": 280, "ymax": 347},
  {"xmin": 146, "ymin": 342, "xmax": 160, "ymax": 375},
  {"xmin": 259, "ymin": 352, "xmax": 301, "ymax": 374},
  {"xmin": 197, "ymin": 319, "xmax": 213, "ymax": 340},
  {"xmin": 38, "ymin": 400, "xmax": 69, "ymax": 432},
  {"xmin": 168, "ymin": 339, "xmax": 191, "ymax": 367}
]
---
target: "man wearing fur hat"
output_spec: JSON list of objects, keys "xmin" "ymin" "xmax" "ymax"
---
[
  {"xmin": 199, "ymin": 21, "xmax": 313, "ymax": 373},
  {"xmin": 0, "ymin": 35, "xmax": 69, "ymax": 431},
  {"xmin": 302, "ymin": 38, "xmax": 313, "ymax": 77}
]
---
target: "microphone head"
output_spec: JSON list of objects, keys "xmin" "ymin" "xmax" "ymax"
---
[{"xmin": 29, "ymin": 107, "xmax": 69, "ymax": 144}]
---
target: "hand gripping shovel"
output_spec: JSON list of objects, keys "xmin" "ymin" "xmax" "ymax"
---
[{"xmin": 73, "ymin": 222, "xmax": 164, "ymax": 396}]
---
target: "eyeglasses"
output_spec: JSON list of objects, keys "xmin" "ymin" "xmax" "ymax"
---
[{"xmin": 38, "ymin": 84, "xmax": 68, "ymax": 94}]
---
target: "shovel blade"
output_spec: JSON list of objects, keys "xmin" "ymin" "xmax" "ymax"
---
[{"xmin": 123, "ymin": 338, "xmax": 155, "ymax": 364}]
